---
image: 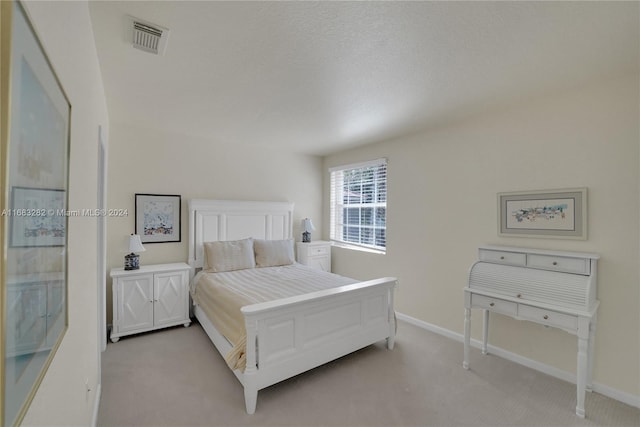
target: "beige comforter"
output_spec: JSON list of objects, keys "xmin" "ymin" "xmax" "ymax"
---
[{"xmin": 191, "ymin": 264, "xmax": 357, "ymax": 371}]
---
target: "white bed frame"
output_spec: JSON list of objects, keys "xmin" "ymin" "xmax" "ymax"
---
[{"xmin": 188, "ymin": 199, "xmax": 397, "ymax": 414}]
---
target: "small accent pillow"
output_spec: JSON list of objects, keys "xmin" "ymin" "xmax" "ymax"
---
[
  {"xmin": 254, "ymin": 239, "xmax": 295, "ymax": 268},
  {"xmin": 204, "ymin": 238, "xmax": 255, "ymax": 272}
]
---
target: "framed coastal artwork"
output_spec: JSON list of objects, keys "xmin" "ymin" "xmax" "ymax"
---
[
  {"xmin": 135, "ymin": 193, "xmax": 181, "ymax": 243},
  {"xmin": 498, "ymin": 188, "xmax": 587, "ymax": 239},
  {"xmin": 1, "ymin": 1, "xmax": 71, "ymax": 425}
]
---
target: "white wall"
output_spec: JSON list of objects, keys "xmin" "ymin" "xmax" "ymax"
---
[
  {"xmin": 324, "ymin": 74, "xmax": 639, "ymax": 399},
  {"xmin": 105, "ymin": 123, "xmax": 323, "ymax": 322},
  {"xmin": 18, "ymin": 1, "xmax": 109, "ymax": 425}
]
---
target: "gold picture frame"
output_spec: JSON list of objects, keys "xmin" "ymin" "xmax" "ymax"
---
[{"xmin": 1, "ymin": 2, "xmax": 71, "ymax": 425}]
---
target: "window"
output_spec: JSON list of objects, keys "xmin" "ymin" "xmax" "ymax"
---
[{"xmin": 330, "ymin": 159, "xmax": 387, "ymax": 252}]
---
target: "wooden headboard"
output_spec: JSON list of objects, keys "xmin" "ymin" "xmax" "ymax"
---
[{"xmin": 187, "ymin": 199, "xmax": 294, "ymax": 270}]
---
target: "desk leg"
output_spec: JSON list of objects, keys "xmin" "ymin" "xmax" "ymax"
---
[
  {"xmin": 482, "ymin": 309, "xmax": 489, "ymax": 355},
  {"xmin": 576, "ymin": 317, "xmax": 590, "ymax": 418},
  {"xmin": 463, "ymin": 308, "xmax": 471, "ymax": 369},
  {"xmin": 587, "ymin": 314, "xmax": 596, "ymax": 392}
]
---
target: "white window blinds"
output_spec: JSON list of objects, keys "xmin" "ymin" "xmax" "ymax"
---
[{"xmin": 329, "ymin": 159, "xmax": 387, "ymax": 252}]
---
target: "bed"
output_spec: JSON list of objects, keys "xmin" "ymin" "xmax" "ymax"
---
[{"xmin": 188, "ymin": 199, "xmax": 397, "ymax": 414}]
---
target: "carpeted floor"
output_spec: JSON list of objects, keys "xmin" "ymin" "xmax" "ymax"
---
[{"xmin": 97, "ymin": 320, "xmax": 639, "ymax": 426}]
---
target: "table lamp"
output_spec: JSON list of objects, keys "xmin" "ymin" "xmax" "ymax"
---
[
  {"xmin": 124, "ymin": 234, "xmax": 146, "ymax": 270},
  {"xmin": 301, "ymin": 218, "xmax": 315, "ymax": 243}
]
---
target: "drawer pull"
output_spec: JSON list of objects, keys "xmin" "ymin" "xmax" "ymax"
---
[
  {"xmin": 517, "ymin": 294, "xmax": 522, "ymax": 298},
  {"xmin": 500, "ymin": 256, "xmax": 505, "ymax": 260},
  {"xmin": 552, "ymin": 261, "xmax": 558, "ymax": 266},
  {"xmin": 543, "ymin": 315, "xmax": 549, "ymax": 320},
  {"xmin": 489, "ymin": 302, "xmax": 495, "ymax": 307}
]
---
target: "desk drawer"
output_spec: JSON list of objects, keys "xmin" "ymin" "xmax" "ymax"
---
[
  {"xmin": 471, "ymin": 294, "xmax": 517, "ymax": 316},
  {"xmin": 518, "ymin": 304, "xmax": 577, "ymax": 331},
  {"xmin": 527, "ymin": 254, "xmax": 589, "ymax": 275},
  {"xmin": 479, "ymin": 249, "xmax": 526, "ymax": 266}
]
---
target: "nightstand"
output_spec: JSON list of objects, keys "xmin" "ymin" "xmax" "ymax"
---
[
  {"xmin": 110, "ymin": 263, "xmax": 191, "ymax": 342},
  {"xmin": 296, "ymin": 241, "xmax": 331, "ymax": 272}
]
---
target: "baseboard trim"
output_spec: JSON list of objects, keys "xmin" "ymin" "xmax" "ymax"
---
[
  {"xmin": 91, "ymin": 382, "xmax": 101, "ymax": 427},
  {"xmin": 396, "ymin": 312, "xmax": 640, "ymax": 409}
]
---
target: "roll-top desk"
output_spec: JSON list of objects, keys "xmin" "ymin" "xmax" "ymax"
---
[{"xmin": 463, "ymin": 246, "xmax": 599, "ymax": 417}]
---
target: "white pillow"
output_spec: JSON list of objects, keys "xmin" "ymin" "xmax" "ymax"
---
[
  {"xmin": 254, "ymin": 239, "xmax": 295, "ymax": 268},
  {"xmin": 204, "ymin": 238, "xmax": 255, "ymax": 272}
]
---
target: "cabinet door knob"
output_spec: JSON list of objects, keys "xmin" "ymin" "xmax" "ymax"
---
[
  {"xmin": 489, "ymin": 302, "xmax": 495, "ymax": 307},
  {"xmin": 500, "ymin": 256, "xmax": 505, "ymax": 260},
  {"xmin": 517, "ymin": 294, "xmax": 522, "ymax": 298},
  {"xmin": 543, "ymin": 315, "xmax": 549, "ymax": 320},
  {"xmin": 552, "ymin": 261, "xmax": 558, "ymax": 266}
]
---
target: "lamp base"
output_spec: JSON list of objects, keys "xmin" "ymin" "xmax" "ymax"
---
[
  {"xmin": 124, "ymin": 253, "xmax": 140, "ymax": 270},
  {"xmin": 302, "ymin": 231, "xmax": 311, "ymax": 243}
]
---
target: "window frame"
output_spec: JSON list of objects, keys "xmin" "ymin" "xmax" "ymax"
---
[{"xmin": 329, "ymin": 159, "xmax": 387, "ymax": 253}]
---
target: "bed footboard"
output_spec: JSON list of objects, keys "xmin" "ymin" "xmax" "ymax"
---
[{"xmin": 241, "ymin": 277, "xmax": 397, "ymax": 414}]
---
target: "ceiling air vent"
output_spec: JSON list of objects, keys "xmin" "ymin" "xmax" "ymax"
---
[{"xmin": 131, "ymin": 17, "xmax": 169, "ymax": 55}]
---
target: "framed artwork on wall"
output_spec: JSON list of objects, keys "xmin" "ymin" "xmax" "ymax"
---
[
  {"xmin": 135, "ymin": 193, "xmax": 181, "ymax": 243},
  {"xmin": 1, "ymin": 1, "xmax": 71, "ymax": 425},
  {"xmin": 498, "ymin": 188, "xmax": 587, "ymax": 239}
]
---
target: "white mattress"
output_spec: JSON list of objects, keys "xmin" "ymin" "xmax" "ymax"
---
[{"xmin": 192, "ymin": 263, "xmax": 356, "ymax": 303}]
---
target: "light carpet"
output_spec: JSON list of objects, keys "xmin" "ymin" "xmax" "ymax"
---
[{"xmin": 97, "ymin": 320, "xmax": 639, "ymax": 426}]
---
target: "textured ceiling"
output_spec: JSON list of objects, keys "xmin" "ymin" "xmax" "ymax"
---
[{"xmin": 89, "ymin": 1, "xmax": 639, "ymax": 156}]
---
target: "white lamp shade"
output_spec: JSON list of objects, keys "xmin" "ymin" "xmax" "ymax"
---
[
  {"xmin": 302, "ymin": 218, "xmax": 316, "ymax": 232},
  {"xmin": 128, "ymin": 234, "xmax": 146, "ymax": 253}
]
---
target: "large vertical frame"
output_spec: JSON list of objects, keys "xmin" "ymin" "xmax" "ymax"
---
[{"xmin": 1, "ymin": 2, "xmax": 71, "ymax": 426}]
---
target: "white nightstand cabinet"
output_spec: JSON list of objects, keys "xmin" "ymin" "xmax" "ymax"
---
[
  {"xmin": 110, "ymin": 263, "xmax": 191, "ymax": 342},
  {"xmin": 296, "ymin": 241, "xmax": 331, "ymax": 272}
]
